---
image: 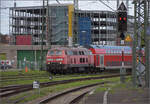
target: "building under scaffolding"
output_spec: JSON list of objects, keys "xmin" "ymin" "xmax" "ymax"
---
[
  {"xmin": 9, "ymin": 6, "xmax": 46, "ymax": 45},
  {"xmin": 9, "ymin": 4, "xmax": 134, "ymax": 46}
]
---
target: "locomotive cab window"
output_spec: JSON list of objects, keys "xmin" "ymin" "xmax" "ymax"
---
[
  {"xmin": 73, "ymin": 51, "xmax": 78, "ymax": 55},
  {"xmin": 66, "ymin": 50, "xmax": 73, "ymax": 55},
  {"xmin": 49, "ymin": 51, "xmax": 55, "ymax": 55},
  {"xmin": 56, "ymin": 50, "xmax": 62, "ymax": 55}
]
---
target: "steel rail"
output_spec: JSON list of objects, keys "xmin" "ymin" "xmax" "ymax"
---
[{"xmin": 69, "ymin": 91, "xmax": 89, "ymax": 104}]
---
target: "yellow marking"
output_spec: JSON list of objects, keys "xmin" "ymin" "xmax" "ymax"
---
[{"xmin": 68, "ymin": 5, "xmax": 74, "ymax": 37}]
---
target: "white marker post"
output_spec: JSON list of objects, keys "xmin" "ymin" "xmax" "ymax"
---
[
  {"xmin": 33, "ymin": 80, "xmax": 40, "ymax": 96},
  {"xmin": 120, "ymin": 50, "xmax": 126, "ymax": 83}
]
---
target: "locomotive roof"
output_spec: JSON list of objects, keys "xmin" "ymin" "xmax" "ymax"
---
[
  {"xmin": 90, "ymin": 45, "xmax": 131, "ymax": 50},
  {"xmin": 49, "ymin": 47, "xmax": 89, "ymax": 51}
]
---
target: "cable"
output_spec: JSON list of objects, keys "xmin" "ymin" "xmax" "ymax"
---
[
  {"xmin": 56, "ymin": 0, "xmax": 61, "ymax": 4},
  {"xmin": 1, "ymin": 0, "xmax": 133, "ymax": 2},
  {"xmin": 98, "ymin": 0, "xmax": 116, "ymax": 12}
]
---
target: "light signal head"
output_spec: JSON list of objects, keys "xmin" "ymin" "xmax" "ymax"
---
[
  {"xmin": 118, "ymin": 11, "xmax": 127, "ymax": 32},
  {"xmin": 119, "ymin": 17, "xmax": 122, "ymax": 21},
  {"xmin": 123, "ymin": 17, "xmax": 126, "ymax": 21}
]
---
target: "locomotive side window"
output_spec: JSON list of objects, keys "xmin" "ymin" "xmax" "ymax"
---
[
  {"xmin": 80, "ymin": 58, "xmax": 82, "ymax": 63},
  {"xmin": 66, "ymin": 50, "xmax": 73, "ymax": 55},
  {"xmin": 74, "ymin": 58, "xmax": 76, "ymax": 64},
  {"xmin": 79, "ymin": 51, "xmax": 82, "ymax": 55},
  {"xmin": 79, "ymin": 51, "xmax": 85, "ymax": 55},
  {"xmin": 82, "ymin": 51, "xmax": 84, "ymax": 55},
  {"xmin": 83, "ymin": 58, "xmax": 85, "ymax": 63},
  {"xmin": 86, "ymin": 58, "xmax": 88, "ymax": 62},
  {"xmin": 71, "ymin": 58, "xmax": 73, "ymax": 64},
  {"xmin": 73, "ymin": 51, "xmax": 78, "ymax": 55}
]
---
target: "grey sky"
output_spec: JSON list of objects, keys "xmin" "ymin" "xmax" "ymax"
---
[{"xmin": 0, "ymin": 0, "xmax": 134, "ymax": 34}]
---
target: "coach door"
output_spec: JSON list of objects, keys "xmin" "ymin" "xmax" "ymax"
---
[{"xmin": 100, "ymin": 55, "xmax": 104, "ymax": 67}]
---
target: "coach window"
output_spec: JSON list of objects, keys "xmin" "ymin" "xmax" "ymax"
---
[
  {"xmin": 106, "ymin": 50, "xmax": 108, "ymax": 54},
  {"xmin": 116, "ymin": 50, "xmax": 119, "ymax": 54}
]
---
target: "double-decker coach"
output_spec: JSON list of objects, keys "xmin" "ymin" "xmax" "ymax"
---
[{"xmin": 89, "ymin": 45, "xmax": 132, "ymax": 70}]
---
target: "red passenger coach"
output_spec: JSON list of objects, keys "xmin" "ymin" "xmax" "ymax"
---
[
  {"xmin": 46, "ymin": 47, "xmax": 94, "ymax": 74},
  {"xmin": 89, "ymin": 45, "xmax": 132, "ymax": 70}
]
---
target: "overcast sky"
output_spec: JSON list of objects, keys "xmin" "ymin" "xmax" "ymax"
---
[{"xmin": 0, "ymin": 0, "xmax": 134, "ymax": 34}]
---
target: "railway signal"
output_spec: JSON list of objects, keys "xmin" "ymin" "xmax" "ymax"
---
[
  {"xmin": 117, "ymin": 2, "xmax": 127, "ymax": 32},
  {"xmin": 117, "ymin": 2, "xmax": 127, "ymax": 42},
  {"xmin": 118, "ymin": 12, "xmax": 127, "ymax": 32}
]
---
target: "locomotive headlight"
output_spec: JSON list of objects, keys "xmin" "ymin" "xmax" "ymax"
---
[
  {"xmin": 60, "ymin": 62, "xmax": 62, "ymax": 64},
  {"xmin": 48, "ymin": 59, "xmax": 53, "ymax": 61}
]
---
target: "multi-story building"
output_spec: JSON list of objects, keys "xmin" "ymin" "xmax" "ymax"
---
[{"xmin": 74, "ymin": 10, "xmax": 117, "ymax": 46}]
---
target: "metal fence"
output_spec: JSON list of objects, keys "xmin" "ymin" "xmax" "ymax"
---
[{"xmin": 17, "ymin": 60, "xmax": 46, "ymax": 70}]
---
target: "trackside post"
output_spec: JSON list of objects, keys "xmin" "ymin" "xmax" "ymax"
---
[
  {"xmin": 33, "ymin": 80, "xmax": 40, "ymax": 96},
  {"xmin": 120, "ymin": 50, "xmax": 126, "ymax": 83}
]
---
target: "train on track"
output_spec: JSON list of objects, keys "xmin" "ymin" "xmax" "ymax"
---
[{"xmin": 46, "ymin": 45, "xmax": 144, "ymax": 74}]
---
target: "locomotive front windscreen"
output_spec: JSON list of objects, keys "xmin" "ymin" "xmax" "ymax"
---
[{"xmin": 48, "ymin": 50, "xmax": 62, "ymax": 55}]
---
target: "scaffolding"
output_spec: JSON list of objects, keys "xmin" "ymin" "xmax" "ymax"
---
[
  {"xmin": 9, "ymin": 6, "xmax": 46, "ymax": 45},
  {"xmin": 9, "ymin": 4, "xmax": 71, "ymax": 46}
]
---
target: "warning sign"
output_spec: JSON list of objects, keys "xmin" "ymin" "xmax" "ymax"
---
[{"xmin": 125, "ymin": 35, "xmax": 132, "ymax": 42}]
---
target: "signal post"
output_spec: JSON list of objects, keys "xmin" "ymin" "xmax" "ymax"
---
[{"xmin": 117, "ymin": 2, "xmax": 127, "ymax": 83}]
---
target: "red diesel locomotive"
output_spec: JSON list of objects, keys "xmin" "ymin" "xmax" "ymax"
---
[
  {"xmin": 46, "ymin": 47, "xmax": 94, "ymax": 74},
  {"xmin": 46, "ymin": 45, "xmax": 133, "ymax": 74}
]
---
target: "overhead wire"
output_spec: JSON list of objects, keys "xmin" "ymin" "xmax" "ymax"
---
[{"xmin": 98, "ymin": 0, "xmax": 116, "ymax": 12}]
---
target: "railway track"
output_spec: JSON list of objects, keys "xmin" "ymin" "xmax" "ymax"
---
[
  {"xmin": 39, "ymin": 82, "xmax": 108, "ymax": 104},
  {"xmin": 0, "ymin": 74, "xmax": 129, "ymax": 98},
  {"xmin": 0, "ymin": 73, "xmax": 102, "ymax": 82}
]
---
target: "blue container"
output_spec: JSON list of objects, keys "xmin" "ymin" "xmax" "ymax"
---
[{"xmin": 78, "ymin": 17, "xmax": 91, "ymax": 46}]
